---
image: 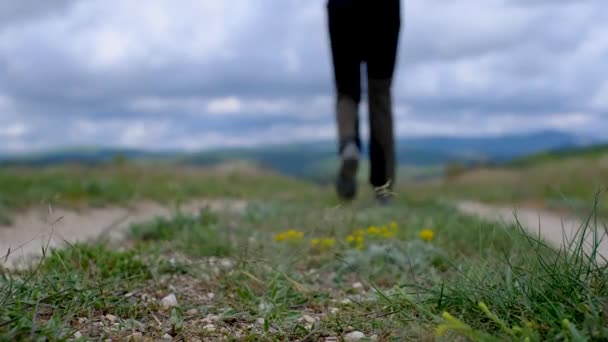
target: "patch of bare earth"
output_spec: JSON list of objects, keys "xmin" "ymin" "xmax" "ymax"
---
[
  {"xmin": 456, "ymin": 201, "xmax": 608, "ymax": 260},
  {"xmin": 0, "ymin": 199, "xmax": 247, "ymax": 269}
]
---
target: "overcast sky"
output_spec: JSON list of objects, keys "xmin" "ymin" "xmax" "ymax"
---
[{"xmin": 0, "ymin": 0, "xmax": 606, "ymax": 152}]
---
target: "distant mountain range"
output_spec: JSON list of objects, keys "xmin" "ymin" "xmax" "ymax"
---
[{"xmin": 0, "ymin": 131, "xmax": 599, "ymax": 180}]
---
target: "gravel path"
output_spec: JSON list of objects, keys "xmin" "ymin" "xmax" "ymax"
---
[
  {"xmin": 0, "ymin": 199, "xmax": 247, "ymax": 269},
  {"xmin": 457, "ymin": 201, "xmax": 608, "ymax": 261}
]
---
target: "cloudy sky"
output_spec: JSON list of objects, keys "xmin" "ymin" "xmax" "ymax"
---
[{"xmin": 0, "ymin": 0, "xmax": 606, "ymax": 152}]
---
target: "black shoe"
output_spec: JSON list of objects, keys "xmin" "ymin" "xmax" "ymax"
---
[
  {"xmin": 374, "ymin": 180, "xmax": 393, "ymax": 206},
  {"xmin": 336, "ymin": 143, "xmax": 359, "ymax": 200}
]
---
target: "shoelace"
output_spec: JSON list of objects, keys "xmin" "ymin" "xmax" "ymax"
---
[{"xmin": 374, "ymin": 179, "xmax": 393, "ymax": 198}]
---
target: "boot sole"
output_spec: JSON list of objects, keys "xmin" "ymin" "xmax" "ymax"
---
[{"xmin": 336, "ymin": 158, "xmax": 358, "ymax": 200}]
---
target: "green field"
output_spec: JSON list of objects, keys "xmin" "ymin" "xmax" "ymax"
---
[
  {"xmin": 412, "ymin": 145, "xmax": 608, "ymax": 216},
  {"xmin": 1, "ymin": 161, "xmax": 607, "ymax": 341}
]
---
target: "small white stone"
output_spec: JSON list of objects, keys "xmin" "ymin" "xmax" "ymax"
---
[
  {"xmin": 74, "ymin": 331, "xmax": 83, "ymax": 339},
  {"xmin": 161, "ymin": 294, "xmax": 178, "ymax": 308},
  {"xmin": 257, "ymin": 318, "xmax": 265, "ymax": 325},
  {"xmin": 220, "ymin": 259, "xmax": 234, "ymax": 269},
  {"xmin": 330, "ymin": 308, "xmax": 340, "ymax": 314},
  {"xmin": 162, "ymin": 333, "xmax": 173, "ymax": 340},
  {"xmin": 207, "ymin": 292, "xmax": 215, "ymax": 300},
  {"xmin": 186, "ymin": 308, "xmax": 198, "ymax": 315},
  {"xmin": 202, "ymin": 314, "xmax": 219, "ymax": 324},
  {"xmin": 300, "ymin": 315, "xmax": 316, "ymax": 324},
  {"xmin": 370, "ymin": 334, "xmax": 379, "ymax": 341},
  {"xmin": 128, "ymin": 332, "xmax": 143, "ymax": 341},
  {"xmin": 77, "ymin": 317, "xmax": 87, "ymax": 324},
  {"xmin": 344, "ymin": 331, "xmax": 366, "ymax": 341},
  {"xmin": 341, "ymin": 298, "xmax": 352, "ymax": 305},
  {"xmin": 203, "ymin": 324, "xmax": 216, "ymax": 332},
  {"xmin": 352, "ymin": 282, "xmax": 364, "ymax": 290},
  {"xmin": 105, "ymin": 314, "xmax": 118, "ymax": 323}
]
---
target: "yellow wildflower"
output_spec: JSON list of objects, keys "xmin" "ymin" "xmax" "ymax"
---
[
  {"xmin": 320, "ymin": 238, "xmax": 336, "ymax": 248},
  {"xmin": 380, "ymin": 226, "xmax": 395, "ymax": 238},
  {"xmin": 389, "ymin": 221, "xmax": 399, "ymax": 230},
  {"xmin": 346, "ymin": 235, "xmax": 356, "ymax": 243},
  {"xmin": 355, "ymin": 236, "xmax": 365, "ymax": 250},
  {"xmin": 419, "ymin": 229, "xmax": 435, "ymax": 242},
  {"xmin": 274, "ymin": 229, "xmax": 305, "ymax": 243},
  {"xmin": 367, "ymin": 226, "xmax": 380, "ymax": 235},
  {"xmin": 311, "ymin": 238, "xmax": 336, "ymax": 250}
]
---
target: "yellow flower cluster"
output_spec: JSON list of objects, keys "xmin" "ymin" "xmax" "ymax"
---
[
  {"xmin": 310, "ymin": 238, "xmax": 336, "ymax": 250},
  {"xmin": 346, "ymin": 229, "xmax": 366, "ymax": 250},
  {"xmin": 274, "ymin": 229, "xmax": 304, "ymax": 242},
  {"xmin": 419, "ymin": 228, "xmax": 435, "ymax": 242},
  {"xmin": 367, "ymin": 223, "xmax": 398, "ymax": 239},
  {"xmin": 346, "ymin": 221, "xmax": 400, "ymax": 250}
]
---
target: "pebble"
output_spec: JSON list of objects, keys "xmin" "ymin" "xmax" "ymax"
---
[
  {"xmin": 207, "ymin": 292, "xmax": 215, "ymax": 300},
  {"xmin": 74, "ymin": 331, "xmax": 83, "ymax": 339},
  {"xmin": 202, "ymin": 314, "xmax": 219, "ymax": 323},
  {"xmin": 187, "ymin": 308, "xmax": 199, "ymax": 315},
  {"xmin": 301, "ymin": 315, "xmax": 316, "ymax": 324},
  {"xmin": 220, "ymin": 259, "xmax": 234, "ymax": 269},
  {"xmin": 330, "ymin": 308, "xmax": 340, "ymax": 314},
  {"xmin": 257, "ymin": 318, "xmax": 265, "ymax": 325},
  {"xmin": 352, "ymin": 282, "xmax": 364, "ymax": 290},
  {"xmin": 344, "ymin": 331, "xmax": 366, "ymax": 341},
  {"xmin": 127, "ymin": 332, "xmax": 143, "ymax": 341},
  {"xmin": 203, "ymin": 324, "xmax": 216, "ymax": 332},
  {"xmin": 105, "ymin": 314, "xmax": 118, "ymax": 323},
  {"xmin": 162, "ymin": 333, "xmax": 173, "ymax": 340},
  {"xmin": 341, "ymin": 298, "xmax": 352, "ymax": 305},
  {"xmin": 161, "ymin": 294, "xmax": 178, "ymax": 308}
]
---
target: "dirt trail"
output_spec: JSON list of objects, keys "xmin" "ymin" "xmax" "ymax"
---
[
  {"xmin": 0, "ymin": 199, "xmax": 247, "ymax": 269},
  {"xmin": 457, "ymin": 201, "xmax": 608, "ymax": 260}
]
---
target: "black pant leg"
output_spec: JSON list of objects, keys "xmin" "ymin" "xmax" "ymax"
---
[{"xmin": 328, "ymin": 2, "xmax": 362, "ymax": 152}]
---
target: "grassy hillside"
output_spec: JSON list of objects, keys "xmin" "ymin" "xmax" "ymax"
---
[
  {"xmin": 2, "ymin": 164, "xmax": 607, "ymax": 340},
  {"xmin": 413, "ymin": 144, "xmax": 608, "ymax": 214},
  {"xmin": 0, "ymin": 130, "xmax": 590, "ymax": 182},
  {"xmin": 0, "ymin": 163, "xmax": 313, "ymax": 225},
  {"xmin": 510, "ymin": 144, "xmax": 608, "ymax": 167}
]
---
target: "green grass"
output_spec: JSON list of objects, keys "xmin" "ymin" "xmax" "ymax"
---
[
  {"xmin": 0, "ymin": 164, "xmax": 319, "ymax": 224},
  {"xmin": 411, "ymin": 147, "xmax": 608, "ymax": 215},
  {"xmin": 1, "ymin": 166, "xmax": 608, "ymax": 340},
  {"xmin": 405, "ymin": 205, "xmax": 608, "ymax": 341},
  {"xmin": 0, "ymin": 244, "xmax": 152, "ymax": 341},
  {"xmin": 510, "ymin": 144, "xmax": 608, "ymax": 168}
]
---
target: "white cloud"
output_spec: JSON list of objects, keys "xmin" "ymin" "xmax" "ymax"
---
[
  {"xmin": 206, "ymin": 97, "xmax": 242, "ymax": 115},
  {"xmin": 591, "ymin": 82, "xmax": 608, "ymax": 111},
  {"xmin": 0, "ymin": 123, "xmax": 27, "ymax": 138}
]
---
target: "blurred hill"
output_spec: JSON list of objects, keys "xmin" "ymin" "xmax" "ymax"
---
[
  {"xmin": 416, "ymin": 142, "xmax": 608, "ymax": 215},
  {"xmin": 0, "ymin": 130, "xmax": 596, "ymax": 181}
]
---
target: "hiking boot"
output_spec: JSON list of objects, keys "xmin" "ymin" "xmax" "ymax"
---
[
  {"xmin": 336, "ymin": 142, "xmax": 359, "ymax": 200},
  {"xmin": 374, "ymin": 180, "xmax": 393, "ymax": 206}
]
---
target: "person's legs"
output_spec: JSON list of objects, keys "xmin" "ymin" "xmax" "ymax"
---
[
  {"xmin": 328, "ymin": 1, "xmax": 362, "ymax": 199},
  {"xmin": 364, "ymin": 0, "xmax": 400, "ymax": 201}
]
